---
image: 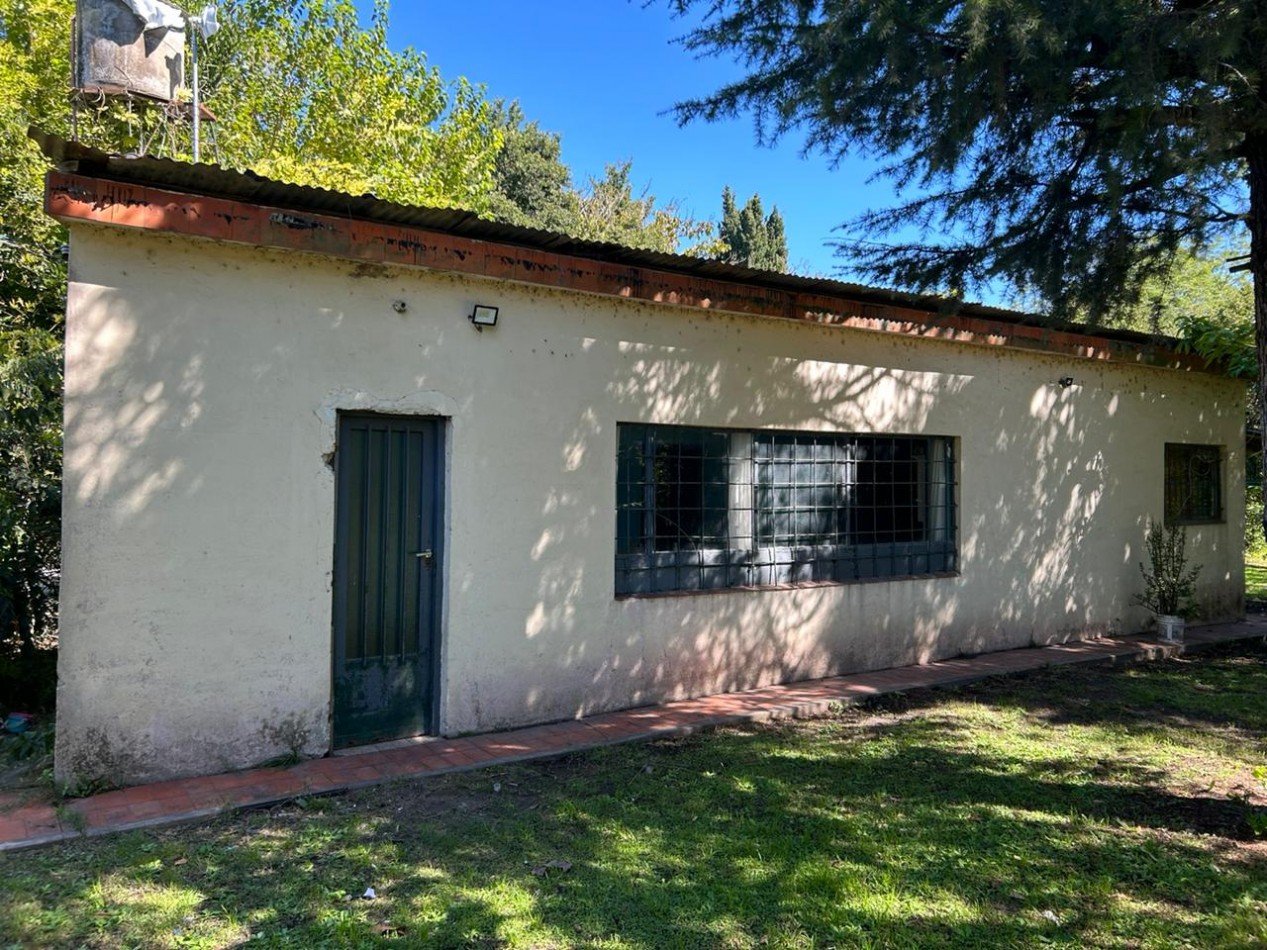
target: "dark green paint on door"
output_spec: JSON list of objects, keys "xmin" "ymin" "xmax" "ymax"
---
[{"xmin": 332, "ymin": 414, "xmax": 443, "ymax": 748}]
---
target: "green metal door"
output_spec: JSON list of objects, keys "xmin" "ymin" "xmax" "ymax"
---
[{"xmin": 332, "ymin": 414, "xmax": 443, "ymax": 748}]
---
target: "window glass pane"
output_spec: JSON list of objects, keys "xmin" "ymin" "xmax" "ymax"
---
[
  {"xmin": 615, "ymin": 425, "xmax": 648, "ymax": 555},
  {"xmin": 616, "ymin": 424, "xmax": 958, "ymax": 594},
  {"xmin": 650, "ymin": 428, "xmax": 729, "ymax": 550},
  {"xmin": 1164, "ymin": 444, "xmax": 1222, "ymax": 524}
]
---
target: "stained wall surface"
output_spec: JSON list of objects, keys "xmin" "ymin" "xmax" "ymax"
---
[{"xmin": 55, "ymin": 226, "xmax": 1246, "ymax": 785}]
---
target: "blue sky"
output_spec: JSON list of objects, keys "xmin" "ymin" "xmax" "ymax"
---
[{"xmin": 365, "ymin": 0, "xmax": 897, "ymax": 278}]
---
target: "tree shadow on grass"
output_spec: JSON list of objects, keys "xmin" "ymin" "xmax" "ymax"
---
[
  {"xmin": 839, "ymin": 641, "xmax": 1267, "ymax": 757},
  {"xmin": 7, "ymin": 719, "xmax": 1264, "ymax": 949},
  {"xmin": 6, "ymin": 649, "xmax": 1267, "ymax": 948}
]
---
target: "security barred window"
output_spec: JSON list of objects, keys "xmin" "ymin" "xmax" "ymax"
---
[
  {"xmin": 1164, "ymin": 443, "xmax": 1222, "ymax": 524},
  {"xmin": 615, "ymin": 424, "xmax": 957, "ymax": 595}
]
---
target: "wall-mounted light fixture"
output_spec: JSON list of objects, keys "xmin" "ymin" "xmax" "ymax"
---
[
  {"xmin": 469, "ymin": 304, "xmax": 499, "ymax": 332},
  {"xmin": 1058, "ymin": 376, "xmax": 1075, "ymax": 389}
]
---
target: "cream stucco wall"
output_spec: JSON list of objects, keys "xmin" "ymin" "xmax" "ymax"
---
[{"xmin": 55, "ymin": 226, "xmax": 1246, "ymax": 786}]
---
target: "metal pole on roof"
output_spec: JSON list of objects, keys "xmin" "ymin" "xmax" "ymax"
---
[
  {"xmin": 185, "ymin": 6, "xmax": 219, "ymax": 164},
  {"xmin": 191, "ymin": 24, "xmax": 200, "ymax": 162}
]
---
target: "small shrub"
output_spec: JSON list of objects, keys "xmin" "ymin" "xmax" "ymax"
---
[
  {"xmin": 1, "ymin": 721, "xmax": 53, "ymax": 763},
  {"xmin": 1133, "ymin": 523, "xmax": 1201, "ymax": 617}
]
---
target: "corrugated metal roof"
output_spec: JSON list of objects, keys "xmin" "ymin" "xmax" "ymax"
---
[{"xmin": 32, "ymin": 127, "xmax": 1165, "ymax": 348}]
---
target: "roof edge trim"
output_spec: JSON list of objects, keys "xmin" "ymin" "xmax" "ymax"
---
[{"xmin": 45, "ymin": 168, "xmax": 1211, "ymax": 372}]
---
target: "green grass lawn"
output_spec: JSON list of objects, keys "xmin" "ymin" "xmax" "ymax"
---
[
  {"xmin": 1247, "ymin": 560, "xmax": 1267, "ymax": 601},
  {"xmin": 4, "ymin": 645, "xmax": 1267, "ymax": 950}
]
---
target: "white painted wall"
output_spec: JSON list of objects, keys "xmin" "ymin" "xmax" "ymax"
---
[{"xmin": 55, "ymin": 226, "xmax": 1246, "ymax": 785}]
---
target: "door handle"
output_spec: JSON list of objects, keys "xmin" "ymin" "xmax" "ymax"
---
[{"xmin": 413, "ymin": 549, "xmax": 434, "ymax": 568}]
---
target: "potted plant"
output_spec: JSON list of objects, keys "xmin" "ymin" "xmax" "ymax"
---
[{"xmin": 1133, "ymin": 522, "xmax": 1201, "ymax": 642}]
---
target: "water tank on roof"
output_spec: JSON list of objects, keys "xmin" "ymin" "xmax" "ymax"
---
[{"xmin": 73, "ymin": 0, "xmax": 185, "ymax": 103}]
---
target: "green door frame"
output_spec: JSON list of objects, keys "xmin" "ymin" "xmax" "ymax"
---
[{"xmin": 331, "ymin": 412, "xmax": 444, "ymax": 748}]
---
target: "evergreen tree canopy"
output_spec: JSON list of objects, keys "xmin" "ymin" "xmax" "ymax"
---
[
  {"xmin": 572, "ymin": 161, "xmax": 714, "ymax": 254},
  {"xmin": 668, "ymin": 0, "xmax": 1251, "ymax": 317},
  {"xmin": 487, "ymin": 102, "xmax": 579, "ymax": 233},
  {"xmin": 719, "ymin": 186, "xmax": 788, "ymax": 270},
  {"xmin": 666, "ymin": 0, "xmax": 1267, "ymax": 521}
]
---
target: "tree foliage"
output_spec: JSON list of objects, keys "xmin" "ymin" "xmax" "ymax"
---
[
  {"xmin": 1120, "ymin": 242, "xmax": 1258, "ymax": 380},
  {"xmin": 667, "ymin": 0, "xmax": 1267, "ymax": 526},
  {"xmin": 200, "ymin": 0, "xmax": 502, "ymax": 209},
  {"xmin": 1, "ymin": 0, "xmax": 69, "ymax": 673},
  {"xmin": 719, "ymin": 186, "xmax": 787, "ymax": 270},
  {"xmin": 0, "ymin": 0, "xmax": 69, "ymax": 338},
  {"xmin": 486, "ymin": 102, "xmax": 579, "ymax": 232},
  {"xmin": 571, "ymin": 161, "xmax": 712, "ymax": 253},
  {"xmin": 669, "ymin": 0, "xmax": 1249, "ymax": 317},
  {"xmin": 485, "ymin": 109, "xmax": 717, "ymax": 254},
  {"xmin": 1128, "ymin": 243, "xmax": 1253, "ymax": 336}
]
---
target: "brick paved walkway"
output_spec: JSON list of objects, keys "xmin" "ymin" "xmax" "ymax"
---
[{"xmin": 3, "ymin": 618, "xmax": 1265, "ymax": 852}]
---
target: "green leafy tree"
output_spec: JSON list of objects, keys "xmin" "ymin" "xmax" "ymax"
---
[
  {"xmin": 719, "ymin": 186, "xmax": 787, "ymax": 271},
  {"xmin": 1094, "ymin": 241, "xmax": 1252, "ymax": 340},
  {"xmin": 0, "ymin": 0, "xmax": 505, "ymax": 676},
  {"xmin": 487, "ymin": 102, "xmax": 580, "ymax": 232},
  {"xmin": 664, "ymin": 0, "xmax": 1267, "ymax": 524},
  {"xmin": 200, "ymin": 0, "xmax": 502, "ymax": 209},
  {"xmin": 486, "ymin": 119, "xmax": 717, "ymax": 254},
  {"xmin": 573, "ymin": 161, "xmax": 714, "ymax": 254},
  {"xmin": 1, "ymin": 0, "xmax": 69, "ymax": 681}
]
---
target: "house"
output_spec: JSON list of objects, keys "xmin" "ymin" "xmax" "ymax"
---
[{"xmin": 39, "ymin": 133, "xmax": 1245, "ymax": 788}]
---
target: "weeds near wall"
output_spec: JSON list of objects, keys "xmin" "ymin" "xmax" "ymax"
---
[
  {"xmin": 58, "ymin": 726, "xmax": 139, "ymax": 798},
  {"xmin": 258, "ymin": 712, "xmax": 316, "ymax": 767}
]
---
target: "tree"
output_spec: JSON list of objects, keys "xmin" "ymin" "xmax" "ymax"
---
[
  {"xmin": 665, "ymin": 0, "xmax": 1267, "ymax": 524},
  {"xmin": 487, "ymin": 102, "xmax": 580, "ymax": 232},
  {"xmin": 1109, "ymin": 239, "xmax": 1246, "ymax": 339},
  {"xmin": 197, "ymin": 0, "xmax": 502, "ymax": 209},
  {"xmin": 485, "ymin": 116, "xmax": 718, "ymax": 253},
  {"xmin": 0, "ymin": 0, "xmax": 506, "ymax": 677},
  {"xmin": 1, "ymin": 0, "xmax": 70, "ymax": 681},
  {"xmin": 573, "ymin": 161, "xmax": 714, "ymax": 254},
  {"xmin": 718, "ymin": 186, "xmax": 788, "ymax": 270}
]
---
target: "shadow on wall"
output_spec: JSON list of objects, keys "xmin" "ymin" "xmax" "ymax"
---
[
  {"xmin": 484, "ymin": 314, "xmax": 1243, "ymax": 729},
  {"xmin": 58, "ymin": 245, "xmax": 1244, "ymax": 771},
  {"xmin": 56, "ymin": 255, "xmax": 355, "ymax": 785}
]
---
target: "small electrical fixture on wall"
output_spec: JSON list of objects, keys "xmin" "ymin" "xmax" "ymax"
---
[{"xmin": 469, "ymin": 305, "xmax": 499, "ymax": 332}]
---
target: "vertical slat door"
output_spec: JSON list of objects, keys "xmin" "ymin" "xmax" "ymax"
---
[{"xmin": 333, "ymin": 414, "xmax": 442, "ymax": 748}]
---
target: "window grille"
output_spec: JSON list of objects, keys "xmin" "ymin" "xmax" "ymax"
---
[
  {"xmin": 616, "ymin": 424, "xmax": 957, "ymax": 595},
  {"xmin": 1164, "ymin": 443, "xmax": 1222, "ymax": 524}
]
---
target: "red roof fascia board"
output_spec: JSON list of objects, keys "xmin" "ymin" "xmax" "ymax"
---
[{"xmin": 46, "ymin": 170, "xmax": 1202, "ymax": 371}]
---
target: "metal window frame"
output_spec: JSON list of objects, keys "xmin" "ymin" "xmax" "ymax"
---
[
  {"xmin": 615, "ymin": 424, "xmax": 958, "ymax": 596},
  {"xmin": 1163, "ymin": 442, "xmax": 1224, "ymax": 525}
]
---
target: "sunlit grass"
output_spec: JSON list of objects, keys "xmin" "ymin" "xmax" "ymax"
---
[
  {"xmin": 2, "ymin": 643, "xmax": 1266, "ymax": 948},
  {"xmin": 1247, "ymin": 560, "xmax": 1267, "ymax": 599}
]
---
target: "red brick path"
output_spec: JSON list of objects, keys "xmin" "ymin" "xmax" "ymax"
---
[{"xmin": 3, "ymin": 619, "xmax": 1264, "ymax": 852}]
